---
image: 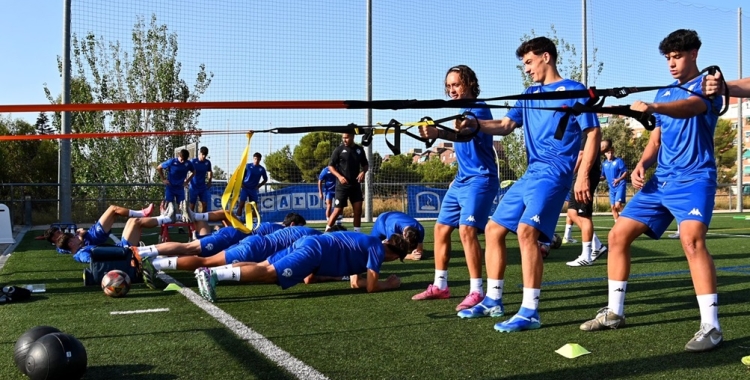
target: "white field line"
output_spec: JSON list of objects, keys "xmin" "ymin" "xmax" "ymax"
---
[{"xmin": 110, "ymin": 308, "xmax": 170, "ymax": 315}]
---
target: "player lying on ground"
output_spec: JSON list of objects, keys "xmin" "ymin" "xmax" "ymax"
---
[
  {"xmin": 56, "ymin": 202, "xmax": 173, "ymax": 263},
  {"xmin": 44, "ymin": 203, "xmax": 155, "ymax": 249},
  {"xmin": 194, "ymin": 231, "xmax": 410, "ymax": 302},
  {"xmin": 370, "ymin": 211, "xmax": 425, "ymax": 260},
  {"xmin": 139, "ymin": 224, "xmax": 322, "ymax": 289}
]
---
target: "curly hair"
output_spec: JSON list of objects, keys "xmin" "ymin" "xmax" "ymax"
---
[
  {"xmin": 445, "ymin": 65, "xmax": 480, "ymax": 98},
  {"xmin": 403, "ymin": 227, "xmax": 419, "ymax": 251},
  {"xmin": 56, "ymin": 232, "xmax": 75, "ymax": 250},
  {"xmin": 385, "ymin": 234, "xmax": 410, "ymax": 261},
  {"xmin": 44, "ymin": 227, "xmax": 60, "ymax": 244},
  {"xmin": 658, "ymin": 29, "xmax": 701, "ymax": 55}
]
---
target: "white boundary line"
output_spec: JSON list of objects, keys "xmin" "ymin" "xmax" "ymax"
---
[
  {"xmin": 0, "ymin": 226, "xmax": 30, "ymax": 272},
  {"xmin": 156, "ymin": 272, "xmax": 329, "ymax": 380},
  {"xmin": 111, "ymin": 308, "xmax": 170, "ymax": 315}
]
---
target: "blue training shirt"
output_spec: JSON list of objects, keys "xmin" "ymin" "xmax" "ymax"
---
[
  {"xmin": 602, "ymin": 157, "xmax": 627, "ymax": 190},
  {"xmin": 318, "ymin": 167, "xmax": 337, "ymax": 193},
  {"xmin": 160, "ymin": 158, "xmax": 194, "ymax": 187},
  {"xmin": 237, "ymin": 222, "xmax": 285, "ymax": 245},
  {"xmin": 653, "ymin": 76, "xmax": 720, "ymax": 181},
  {"xmin": 370, "ymin": 211, "xmax": 424, "ymax": 243},
  {"xmin": 313, "ymin": 232, "xmax": 386, "ymax": 277},
  {"xmin": 242, "ymin": 163, "xmax": 268, "ymax": 189},
  {"xmin": 505, "ymin": 79, "xmax": 600, "ymax": 185},
  {"xmin": 190, "ymin": 158, "xmax": 212, "ymax": 190},
  {"xmin": 455, "ymin": 104, "xmax": 497, "ymax": 182}
]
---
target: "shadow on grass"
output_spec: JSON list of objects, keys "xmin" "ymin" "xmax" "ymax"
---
[
  {"xmin": 489, "ymin": 336, "xmax": 750, "ymax": 380},
  {"xmin": 84, "ymin": 364, "xmax": 177, "ymax": 379},
  {"xmin": 203, "ymin": 327, "xmax": 297, "ymax": 380}
]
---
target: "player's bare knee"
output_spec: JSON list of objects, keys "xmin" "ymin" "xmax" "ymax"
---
[{"xmin": 458, "ymin": 225, "xmax": 478, "ymax": 243}]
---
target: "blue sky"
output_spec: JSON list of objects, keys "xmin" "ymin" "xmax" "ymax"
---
[{"xmin": 2, "ymin": 0, "xmax": 750, "ymax": 174}]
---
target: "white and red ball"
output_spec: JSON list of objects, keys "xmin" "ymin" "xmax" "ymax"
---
[
  {"xmin": 538, "ymin": 242, "xmax": 551, "ymax": 258},
  {"xmin": 101, "ymin": 270, "xmax": 131, "ymax": 298}
]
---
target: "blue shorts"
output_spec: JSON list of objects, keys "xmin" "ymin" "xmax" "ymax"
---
[
  {"xmin": 85, "ymin": 221, "xmax": 111, "ymax": 246},
  {"xmin": 189, "ymin": 187, "xmax": 211, "ymax": 210},
  {"xmin": 240, "ymin": 188, "xmax": 259, "ymax": 203},
  {"xmin": 490, "ymin": 172, "xmax": 569, "ymax": 244},
  {"xmin": 436, "ymin": 176, "xmax": 498, "ymax": 231},
  {"xmin": 224, "ymin": 235, "xmax": 277, "ymax": 264},
  {"xmin": 621, "ymin": 177, "xmax": 715, "ymax": 239},
  {"xmin": 609, "ymin": 185, "xmax": 626, "ymax": 205},
  {"xmin": 117, "ymin": 238, "xmax": 131, "ymax": 248},
  {"xmin": 165, "ymin": 186, "xmax": 186, "ymax": 204},
  {"xmin": 324, "ymin": 191, "xmax": 335, "ymax": 202},
  {"xmin": 198, "ymin": 228, "xmax": 250, "ymax": 257},
  {"xmin": 268, "ymin": 239, "xmax": 323, "ymax": 290}
]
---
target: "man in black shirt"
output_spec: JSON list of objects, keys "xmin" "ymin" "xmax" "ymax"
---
[
  {"xmin": 325, "ymin": 132, "xmax": 369, "ymax": 232},
  {"xmin": 566, "ymin": 134, "xmax": 608, "ymax": 266}
]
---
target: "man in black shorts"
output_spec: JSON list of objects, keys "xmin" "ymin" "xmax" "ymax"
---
[
  {"xmin": 566, "ymin": 135, "xmax": 608, "ymax": 266},
  {"xmin": 325, "ymin": 131, "xmax": 369, "ymax": 233}
]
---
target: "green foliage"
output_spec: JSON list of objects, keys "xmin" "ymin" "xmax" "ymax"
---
[
  {"xmin": 714, "ymin": 119, "xmax": 736, "ymax": 184},
  {"xmin": 0, "ymin": 117, "xmax": 59, "ymax": 203},
  {"xmin": 416, "ymin": 156, "xmax": 457, "ymax": 183},
  {"xmin": 517, "ymin": 24, "xmax": 604, "ymax": 87},
  {"xmin": 500, "ymin": 130, "xmax": 527, "ymax": 180},
  {"xmin": 601, "ymin": 117, "xmax": 645, "ymax": 170},
  {"xmin": 265, "ymin": 145, "xmax": 303, "ymax": 184},
  {"xmin": 292, "ymin": 132, "xmax": 341, "ymax": 182},
  {"xmin": 375, "ymin": 155, "xmax": 421, "ymax": 183},
  {"xmin": 212, "ymin": 165, "xmax": 228, "ymax": 181},
  {"xmin": 43, "ymin": 14, "xmax": 212, "ymax": 198}
]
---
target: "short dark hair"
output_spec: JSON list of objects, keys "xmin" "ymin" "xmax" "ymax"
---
[
  {"xmin": 253, "ymin": 152, "xmax": 262, "ymax": 159},
  {"xmin": 659, "ymin": 29, "xmax": 701, "ymax": 55},
  {"xmin": 179, "ymin": 149, "xmax": 190, "ymax": 160},
  {"xmin": 516, "ymin": 36, "xmax": 558, "ymax": 63},
  {"xmin": 56, "ymin": 232, "xmax": 75, "ymax": 250},
  {"xmin": 199, "ymin": 146, "xmax": 209, "ymax": 156},
  {"xmin": 445, "ymin": 65, "xmax": 480, "ymax": 98},
  {"xmin": 403, "ymin": 227, "xmax": 419, "ymax": 251},
  {"xmin": 282, "ymin": 212, "xmax": 306, "ymax": 226},
  {"xmin": 44, "ymin": 227, "xmax": 60, "ymax": 243},
  {"xmin": 602, "ymin": 139, "xmax": 613, "ymax": 151},
  {"xmin": 385, "ymin": 234, "xmax": 410, "ymax": 262}
]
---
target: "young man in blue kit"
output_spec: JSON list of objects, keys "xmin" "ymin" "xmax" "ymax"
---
[
  {"xmin": 370, "ymin": 211, "xmax": 425, "ymax": 260},
  {"xmin": 425, "ymin": 37, "xmax": 601, "ymax": 330},
  {"xmin": 158, "ymin": 149, "xmax": 194, "ymax": 208},
  {"xmin": 580, "ymin": 29, "xmax": 723, "ymax": 352},
  {"xmin": 412, "ymin": 65, "xmax": 499, "ymax": 312},
  {"xmin": 195, "ymin": 231, "xmax": 410, "ymax": 302},
  {"xmin": 186, "ymin": 146, "xmax": 213, "ymax": 213},
  {"xmin": 237, "ymin": 152, "xmax": 268, "ymax": 221},
  {"xmin": 600, "ymin": 139, "xmax": 628, "ymax": 221}
]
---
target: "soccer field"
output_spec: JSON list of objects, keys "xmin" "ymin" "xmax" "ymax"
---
[{"xmin": 2, "ymin": 214, "xmax": 750, "ymax": 379}]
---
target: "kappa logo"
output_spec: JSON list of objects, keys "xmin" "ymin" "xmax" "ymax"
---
[
  {"xmin": 530, "ymin": 215, "xmax": 541, "ymax": 223},
  {"xmin": 466, "ymin": 215, "xmax": 476, "ymax": 223},
  {"xmin": 555, "ymin": 86, "xmax": 566, "ymax": 92},
  {"xmin": 688, "ymin": 208, "xmax": 703, "ymax": 217},
  {"xmin": 687, "ymin": 83, "xmax": 696, "ymax": 92},
  {"xmin": 709, "ymin": 302, "xmax": 718, "ymax": 307},
  {"xmin": 205, "ymin": 243, "xmax": 214, "ymax": 251},
  {"xmin": 232, "ymin": 260, "xmax": 240, "ymax": 264},
  {"xmin": 282, "ymin": 268, "xmax": 293, "ymax": 277},
  {"xmin": 614, "ymin": 288, "xmax": 625, "ymax": 292},
  {"xmin": 533, "ymin": 88, "xmax": 540, "ymax": 93},
  {"xmin": 662, "ymin": 90, "xmax": 671, "ymax": 97},
  {"xmin": 168, "ymin": 259, "xmax": 173, "ymax": 267},
  {"xmin": 492, "ymin": 286, "xmax": 502, "ymax": 290},
  {"xmin": 231, "ymin": 272, "xmax": 237, "ymax": 279}
]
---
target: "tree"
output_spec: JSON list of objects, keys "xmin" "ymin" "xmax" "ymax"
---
[
  {"xmin": 504, "ymin": 25, "xmax": 605, "ymax": 178},
  {"xmin": 416, "ymin": 157, "xmax": 457, "ymax": 183},
  {"xmin": 292, "ymin": 132, "xmax": 341, "ymax": 183},
  {"xmin": 714, "ymin": 119, "xmax": 736, "ymax": 184},
  {"xmin": 0, "ymin": 117, "xmax": 59, "ymax": 204},
  {"xmin": 374, "ymin": 154, "xmax": 421, "ymax": 195},
  {"xmin": 601, "ymin": 117, "xmax": 644, "ymax": 171},
  {"xmin": 212, "ymin": 165, "xmax": 228, "ymax": 181},
  {"xmin": 265, "ymin": 145, "xmax": 303, "ymax": 184},
  {"xmin": 34, "ymin": 112, "xmax": 55, "ymax": 135},
  {"xmin": 44, "ymin": 14, "xmax": 213, "ymax": 194}
]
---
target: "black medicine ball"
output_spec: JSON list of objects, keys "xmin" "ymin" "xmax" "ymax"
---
[
  {"xmin": 13, "ymin": 326, "xmax": 61, "ymax": 375},
  {"xmin": 25, "ymin": 332, "xmax": 87, "ymax": 380}
]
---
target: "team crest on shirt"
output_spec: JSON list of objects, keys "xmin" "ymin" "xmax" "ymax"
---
[
  {"xmin": 335, "ymin": 199, "xmax": 340, "ymax": 205},
  {"xmin": 206, "ymin": 243, "xmax": 213, "ymax": 251},
  {"xmin": 282, "ymin": 268, "xmax": 293, "ymax": 277},
  {"xmin": 356, "ymin": 149, "xmax": 361, "ymax": 154}
]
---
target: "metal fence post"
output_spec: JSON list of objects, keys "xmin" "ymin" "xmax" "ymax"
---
[{"xmin": 24, "ymin": 195, "xmax": 32, "ymax": 226}]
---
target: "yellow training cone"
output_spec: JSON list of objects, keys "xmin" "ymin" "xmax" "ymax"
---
[
  {"xmin": 555, "ymin": 343, "xmax": 591, "ymax": 359},
  {"xmin": 741, "ymin": 355, "xmax": 750, "ymax": 366},
  {"xmin": 163, "ymin": 283, "xmax": 182, "ymax": 292}
]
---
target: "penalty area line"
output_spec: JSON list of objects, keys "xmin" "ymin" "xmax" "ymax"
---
[
  {"xmin": 110, "ymin": 308, "xmax": 170, "ymax": 315},
  {"xmin": 156, "ymin": 272, "xmax": 328, "ymax": 380}
]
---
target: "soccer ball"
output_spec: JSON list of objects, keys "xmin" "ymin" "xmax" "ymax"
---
[
  {"xmin": 550, "ymin": 233, "xmax": 562, "ymax": 249},
  {"xmin": 538, "ymin": 242, "xmax": 551, "ymax": 258},
  {"xmin": 101, "ymin": 270, "xmax": 131, "ymax": 298}
]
